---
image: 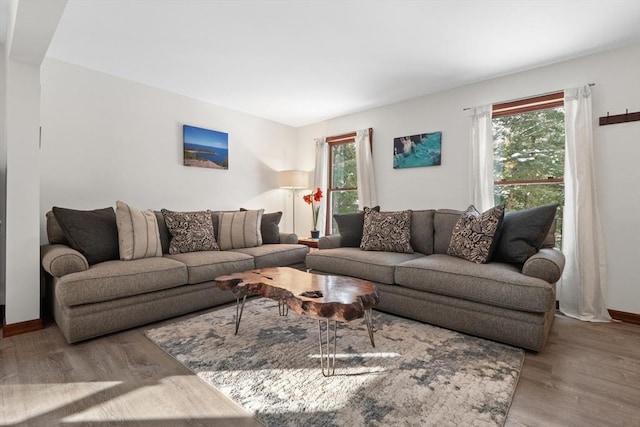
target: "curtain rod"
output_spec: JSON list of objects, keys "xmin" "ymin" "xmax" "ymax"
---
[{"xmin": 462, "ymin": 83, "xmax": 596, "ymax": 111}]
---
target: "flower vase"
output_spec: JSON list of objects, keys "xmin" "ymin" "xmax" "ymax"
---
[{"xmin": 310, "ymin": 230, "xmax": 320, "ymax": 239}]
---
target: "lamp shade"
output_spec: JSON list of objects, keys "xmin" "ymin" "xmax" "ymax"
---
[{"xmin": 278, "ymin": 170, "xmax": 309, "ymax": 189}]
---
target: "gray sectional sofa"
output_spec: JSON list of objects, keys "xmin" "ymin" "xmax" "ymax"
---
[
  {"xmin": 41, "ymin": 209, "xmax": 308, "ymax": 343},
  {"xmin": 306, "ymin": 208, "xmax": 565, "ymax": 352}
]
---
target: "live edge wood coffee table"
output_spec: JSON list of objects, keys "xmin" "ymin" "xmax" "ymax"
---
[{"xmin": 214, "ymin": 267, "xmax": 379, "ymax": 376}]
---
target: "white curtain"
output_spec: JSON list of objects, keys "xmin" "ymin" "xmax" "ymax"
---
[
  {"xmin": 355, "ymin": 128, "xmax": 378, "ymax": 209},
  {"xmin": 560, "ymin": 85, "xmax": 611, "ymax": 322},
  {"xmin": 313, "ymin": 137, "xmax": 328, "ymax": 236},
  {"xmin": 471, "ymin": 105, "xmax": 494, "ymax": 211}
]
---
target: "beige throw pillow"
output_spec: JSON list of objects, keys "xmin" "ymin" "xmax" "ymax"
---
[
  {"xmin": 116, "ymin": 200, "xmax": 163, "ymax": 260},
  {"xmin": 217, "ymin": 209, "xmax": 264, "ymax": 250}
]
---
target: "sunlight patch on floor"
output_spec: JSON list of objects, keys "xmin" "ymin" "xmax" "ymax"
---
[
  {"xmin": 0, "ymin": 381, "xmax": 120, "ymax": 424},
  {"xmin": 61, "ymin": 375, "xmax": 252, "ymax": 422}
]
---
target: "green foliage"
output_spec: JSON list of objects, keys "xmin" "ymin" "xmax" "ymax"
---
[
  {"xmin": 329, "ymin": 142, "xmax": 359, "ymax": 233},
  {"xmin": 493, "ymin": 108, "xmax": 565, "ymax": 247},
  {"xmin": 493, "ymin": 108, "xmax": 565, "ymax": 182}
]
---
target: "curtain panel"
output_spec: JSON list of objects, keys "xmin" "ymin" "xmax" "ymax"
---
[
  {"xmin": 355, "ymin": 128, "xmax": 378, "ymax": 209},
  {"xmin": 470, "ymin": 105, "xmax": 494, "ymax": 211},
  {"xmin": 313, "ymin": 137, "xmax": 328, "ymax": 236},
  {"xmin": 559, "ymin": 85, "xmax": 611, "ymax": 322}
]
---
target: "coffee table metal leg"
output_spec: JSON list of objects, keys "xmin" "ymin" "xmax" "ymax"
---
[
  {"xmin": 318, "ymin": 318, "xmax": 337, "ymax": 377},
  {"xmin": 278, "ymin": 299, "xmax": 289, "ymax": 316},
  {"xmin": 235, "ymin": 295, "xmax": 247, "ymax": 335},
  {"xmin": 364, "ymin": 308, "xmax": 375, "ymax": 348}
]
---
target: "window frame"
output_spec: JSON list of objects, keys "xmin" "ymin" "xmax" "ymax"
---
[{"xmin": 325, "ymin": 128, "xmax": 373, "ymax": 234}]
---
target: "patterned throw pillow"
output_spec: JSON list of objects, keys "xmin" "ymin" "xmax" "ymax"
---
[
  {"xmin": 161, "ymin": 209, "xmax": 219, "ymax": 254},
  {"xmin": 334, "ymin": 206, "xmax": 380, "ymax": 247},
  {"xmin": 115, "ymin": 200, "xmax": 163, "ymax": 260},
  {"xmin": 360, "ymin": 207, "xmax": 413, "ymax": 253},
  {"xmin": 447, "ymin": 205, "xmax": 505, "ymax": 264},
  {"xmin": 217, "ymin": 209, "xmax": 264, "ymax": 250}
]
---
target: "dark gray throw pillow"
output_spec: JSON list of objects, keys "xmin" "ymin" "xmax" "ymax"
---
[
  {"xmin": 241, "ymin": 208, "xmax": 282, "ymax": 244},
  {"xmin": 334, "ymin": 206, "xmax": 380, "ymax": 247},
  {"xmin": 492, "ymin": 204, "xmax": 559, "ymax": 264},
  {"xmin": 52, "ymin": 206, "xmax": 120, "ymax": 265}
]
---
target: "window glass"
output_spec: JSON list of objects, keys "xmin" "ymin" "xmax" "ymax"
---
[{"xmin": 492, "ymin": 101, "xmax": 565, "ymax": 247}]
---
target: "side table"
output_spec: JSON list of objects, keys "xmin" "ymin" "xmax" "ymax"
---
[{"xmin": 297, "ymin": 237, "xmax": 319, "ymax": 249}]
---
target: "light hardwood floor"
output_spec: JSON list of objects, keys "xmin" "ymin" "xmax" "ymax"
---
[{"xmin": 1, "ymin": 308, "xmax": 639, "ymax": 427}]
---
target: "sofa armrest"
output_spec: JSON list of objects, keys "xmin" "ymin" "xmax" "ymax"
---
[
  {"xmin": 41, "ymin": 244, "xmax": 89, "ymax": 278},
  {"xmin": 318, "ymin": 234, "xmax": 343, "ymax": 249},
  {"xmin": 279, "ymin": 232, "xmax": 298, "ymax": 244},
  {"xmin": 522, "ymin": 248, "xmax": 565, "ymax": 284}
]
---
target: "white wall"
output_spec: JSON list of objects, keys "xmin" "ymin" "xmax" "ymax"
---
[
  {"xmin": 0, "ymin": 44, "xmax": 6, "ymax": 306},
  {"xmin": 296, "ymin": 44, "xmax": 640, "ymax": 315},
  {"xmin": 40, "ymin": 59, "xmax": 298, "ymax": 241},
  {"xmin": 4, "ymin": 59, "xmax": 42, "ymax": 323}
]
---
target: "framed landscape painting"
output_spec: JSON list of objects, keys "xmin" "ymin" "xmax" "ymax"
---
[
  {"xmin": 183, "ymin": 124, "xmax": 229, "ymax": 169},
  {"xmin": 393, "ymin": 131, "xmax": 442, "ymax": 169}
]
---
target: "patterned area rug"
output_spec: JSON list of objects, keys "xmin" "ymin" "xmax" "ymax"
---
[{"xmin": 145, "ymin": 298, "xmax": 524, "ymax": 426}]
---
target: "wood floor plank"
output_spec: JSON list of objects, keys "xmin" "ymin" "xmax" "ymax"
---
[{"xmin": 1, "ymin": 308, "xmax": 639, "ymax": 426}]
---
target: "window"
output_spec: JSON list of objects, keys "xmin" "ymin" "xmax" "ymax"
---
[
  {"xmin": 492, "ymin": 92, "xmax": 565, "ymax": 247},
  {"xmin": 325, "ymin": 129, "xmax": 373, "ymax": 234}
]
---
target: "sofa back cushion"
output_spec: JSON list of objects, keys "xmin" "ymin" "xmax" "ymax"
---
[
  {"xmin": 433, "ymin": 209, "xmax": 463, "ymax": 254},
  {"xmin": 52, "ymin": 206, "xmax": 120, "ymax": 265},
  {"xmin": 154, "ymin": 211, "xmax": 172, "ymax": 254},
  {"xmin": 46, "ymin": 210, "xmax": 69, "ymax": 245},
  {"xmin": 410, "ymin": 210, "xmax": 435, "ymax": 255}
]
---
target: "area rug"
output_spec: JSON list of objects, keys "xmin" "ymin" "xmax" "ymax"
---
[{"xmin": 145, "ymin": 298, "xmax": 524, "ymax": 426}]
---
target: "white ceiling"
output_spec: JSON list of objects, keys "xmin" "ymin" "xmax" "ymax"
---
[{"xmin": 45, "ymin": 0, "xmax": 640, "ymax": 127}]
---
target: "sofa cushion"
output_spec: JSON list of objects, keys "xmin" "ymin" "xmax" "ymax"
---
[
  {"xmin": 217, "ymin": 209, "xmax": 264, "ymax": 250},
  {"xmin": 154, "ymin": 211, "xmax": 172, "ymax": 254},
  {"xmin": 360, "ymin": 208, "xmax": 413, "ymax": 253},
  {"xmin": 116, "ymin": 201, "xmax": 163, "ymax": 260},
  {"xmin": 433, "ymin": 209, "xmax": 463, "ymax": 254},
  {"xmin": 242, "ymin": 209, "xmax": 282, "ymax": 244},
  {"xmin": 447, "ymin": 205, "xmax": 504, "ymax": 264},
  {"xmin": 229, "ymin": 244, "xmax": 308, "ymax": 269},
  {"xmin": 493, "ymin": 204, "xmax": 558, "ymax": 264},
  {"xmin": 46, "ymin": 211, "xmax": 68, "ymax": 245},
  {"xmin": 166, "ymin": 251, "xmax": 254, "ymax": 284},
  {"xmin": 52, "ymin": 206, "xmax": 120, "ymax": 265},
  {"xmin": 306, "ymin": 247, "xmax": 423, "ymax": 284},
  {"xmin": 55, "ymin": 257, "xmax": 188, "ymax": 307},
  {"xmin": 162, "ymin": 209, "xmax": 219, "ymax": 254},
  {"xmin": 410, "ymin": 209, "xmax": 435, "ymax": 255},
  {"xmin": 333, "ymin": 206, "xmax": 380, "ymax": 247},
  {"xmin": 394, "ymin": 254, "xmax": 555, "ymax": 313}
]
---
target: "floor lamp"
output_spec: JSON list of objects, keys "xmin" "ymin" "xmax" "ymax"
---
[{"xmin": 278, "ymin": 170, "xmax": 309, "ymax": 234}]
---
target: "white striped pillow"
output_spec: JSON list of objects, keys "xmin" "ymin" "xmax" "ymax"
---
[
  {"xmin": 115, "ymin": 200, "xmax": 163, "ymax": 260},
  {"xmin": 217, "ymin": 209, "xmax": 264, "ymax": 250}
]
